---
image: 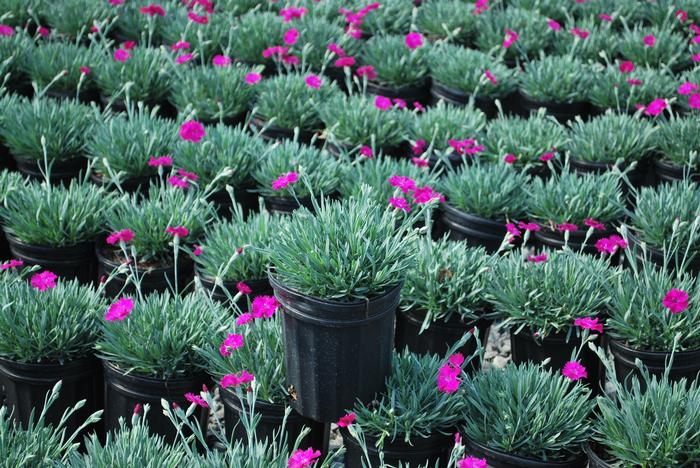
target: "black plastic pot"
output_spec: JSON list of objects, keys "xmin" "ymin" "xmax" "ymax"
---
[
  {"xmin": 270, "ymin": 276, "xmax": 401, "ymax": 422},
  {"xmin": 326, "ymin": 141, "xmax": 408, "ymax": 160},
  {"xmin": 395, "ymin": 309, "xmax": 491, "ymax": 372},
  {"xmin": 366, "ymin": 79, "xmax": 431, "ymax": 107},
  {"xmin": 510, "ymin": 327, "xmax": 605, "ymax": 395},
  {"xmin": 249, "ymin": 116, "xmax": 317, "ymax": 146},
  {"xmin": 208, "ymin": 185, "xmax": 259, "ymax": 219},
  {"xmin": 341, "ymin": 428, "xmax": 453, "ymax": 468},
  {"xmin": 519, "ymin": 92, "xmax": 590, "ymax": 123},
  {"xmin": 430, "ymin": 80, "xmax": 507, "ymax": 118},
  {"xmin": 464, "ymin": 436, "xmax": 588, "ymax": 468},
  {"xmin": 96, "ymin": 244, "xmax": 194, "ymax": 298},
  {"xmin": 626, "ymin": 232, "xmax": 700, "ymax": 276},
  {"xmin": 570, "ymin": 157, "xmax": 652, "ymax": 190},
  {"xmin": 102, "ymin": 360, "xmax": 208, "ymax": 443},
  {"xmin": 0, "ymin": 356, "xmax": 103, "ymax": 437},
  {"xmin": 609, "ymin": 339, "xmax": 700, "ymax": 390},
  {"xmin": 196, "ymin": 267, "xmax": 272, "ymax": 302},
  {"xmin": 263, "ymin": 195, "xmax": 317, "ymax": 215},
  {"xmin": 654, "ymin": 157, "xmax": 699, "ymax": 184},
  {"xmin": 12, "ymin": 155, "xmax": 87, "ymax": 185},
  {"xmin": 584, "ymin": 443, "xmax": 613, "ymax": 468},
  {"xmin": 437, "ymin": 204, "xmax": 509, "ymax": 252},
  {"xmin": 6, "ymin": 232, "xmax": 96, "ymax": 284},
  {"xmin": 45, "ymin": 88, "xmax": 97, "ymax": 104},
  {"xmin": 89, "ymin": 170, "xmax": 157, "ymax": 195},
  {"xmin": 427, "ymin": 151, "xmax": 466, "ymax": 171},
  {"xmin": 534, "ymin": 226, "xmax": 618, "ymax": 257},
  {"xmin": 221, "ymin": 389, "xmax": 326, "ymax": 450},
  {"xmin": 196, "ymin": 111, "xmax": 248, "ymax": 128}
]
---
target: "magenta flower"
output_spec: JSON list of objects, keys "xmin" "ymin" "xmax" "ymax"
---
[
  {"xmin": 219, "ymin": 333, "xmax": 244, "ymax": 356},
  {"xmin": 212, "ymin": 55, "xmax": 231, "ymax": 67},
  {"xmin": 506, "ymin": 223, "xmax": 522, "ymax": 243},
  {"xmin": 235, "ymin": 281, "xmax": 252, "ymax": 295},
  {"xmin": 502, "ymin": 29, "xmax": 519, "ymax": 49},
  {"xmin": 334, "ymin": 56, "xmax": 355, "ymax": 67},
  {"xmin": 527, "ymin": 252, "xmax": 548, "ymax": 263},
  {"xmin": 393, "ymin": 98, "xmax": 407, "ymax": 109},
  {"xmin": 574, "ymin": 317, "xmax": 604, "ymax": 333},
  {"xmin": 356, "ymin": 65, "xmax": 377, "ymax": 80},
  {"xmin": 251, "ymin": 296, "xmax": 279, "ymax": 319},
  {"xmin": 360, "ymin": 145, "xmax": 373, "ymax": 158},
  {"xmin": 411, "ymin": 157, "xmax": 429, "ymax": 167},
  {"xmin": 570, "ymin": 27, "xmax": 589, "ymax": 39},
  {"xmin": 374, "ymin": 95, "xmax": 392, "ymax": 110},
  {"xmin": 0, "ymin": 24, "xmax": 13, "ymax": 36},
  {"xmin": 458, "ymin": 457, "xmax": 488, "ymax": 468},
  {"xmin": 584, "ymin": 218, "xmax": 606, "ymax": 230},
  {"xmin": 122, "ymin": 41, "xmax": 136, "ymax": 50},
  {"xmin": 79, "ymin": 65, "xmax": 91, "ymax": 75},
  {"xmin": 557, "ymin": 223, "xmax": 578, "ymax": 232},
  {"xmin": 643, "ymin": 34, "xmax": 656, "ymax": 47},
  {"xmin": 449, "ymin": 139, "xmax": 484, "ymax": 155},
  {"xmin": 413, "ymin": 101, "xmax": 425, "ymax": 112},
  {"xmin": 595, "ymin": 235, "xmax": 627, "ymax": 255},
  {"xmin": 412, "ymin": 139, "xmax": 427, "ymax": 155},
  {"xmin": 448, "ymin": 353, "xmax": 464, "ymax": 367},
  {"xmin": 437, "ymin": 363, "xmax": 461, "ymax": 393},
  {"xmin": 104, "ymin": 297, "xmax": 134, "ymax": 321},
  {"xmin": 236, "ymin": 313, "xmax": 253, "ymax": 326},
  {"xmin": 677, "ymin": 82, "xmax": 698, "ymax": 95},
  {"xmin": 642, "ymin": 98, "xmax": 667, "ymax": 116},
  {"xmin": 562, "ymin": 361, "xmax": 587, "ymax": 381},
  {"xmin": 327, "ymin": 43, "xmax": 346, "ymax": 56},
  {"xmin": 288, "ymin": 448, "xmax": 321, "ymax": 468},
  {"xmin": 305, "ymin": 74, "xmax": 321, "ymax": 89},
  {"xmin": 279, "ymin": 7, "xmax": 307, "ymax": 22},
  {"xmin": 283, "ymin": 54, "xmax": 300, "ymax": 65},
  {"xmin": 113, "ymin": 48, "xmax": 130, "ymax": 62},
  {"xmin": 30, "ymin": 271, "xmax": 57, "ymax": 291},
  {"xmin": 184, "ymin": 392, "xmax": 208, "ymax": 408},
  {"xmin": 0, "ymin": 259, "xmax": 23, "ymax": 270},
  {"xmin": 404, "ymin": 32, "xmax": 424, "ymax": 49},
  {"xmin": 188, "ymin": 11, "xmax": 208, "ymax": 24},
  {"xmin": 177, "ymin": 168, "xmax": 198, "ymax": 181},
  {"xmin": 176, "ymin": 53, "xmax": 193, "ymax": 64},
  {"xmin": 168, "ymin": 175, "xmax": 189, "ymax": 188},
  {"xmin": 38, "ymin": 26, "xmax": 50, "ymax": 37},
  {"xmin": 271, "ymin": 172, "xmax": 298, "ymax": 191},
  {"xmin": 474, "ymin": 0, "xmax": 489, "ymax": 14},
  {"xmin": 283, "ymin": 28, "xmax": 299, "ymax": 45},
  {"xmin": 389, "ymin": 197, "xmax": 411, "ymax": 213},
  {"xmin": 179, "ymin": 120, "xmax": 205, "ymax": 142},
  {"xmin": 148, "ymin": 155, "xmax": 172, "ymax": 167},
  {"xmin": 503, "ymin": 153, "xmax": 516, "ymax": 164},
  {"xmin": 133, "ymin": 403, "xmax": 142, "ymax": 414},
  {"xmin": 388, "ymin": 175, "xmax": 417, "ymax": 193},
  {"xmin": 413, "ymin": 186, "xmax": 444, "ymax": 204},
  {"xmin": 193, "ymin": 245, "xmax": 202, "ymax": 256},
  {"xmin": 165, "ymin": 226, "xmax": 189, "ymax": 238},
  {"xmin": 689, "ymin": 93, "xmax": 700, "ymax": 109},
  {"xmin": 171, "ymin": 40, "xmax": 190, "ymax": 50},
  {"xmin": 627, "ymin": 78, "xmax": 643, "ymax": 86},
  {"xmin": 619, "ymin": 61, "xmax": 635, "ymax": 73},
  {"xmin": 337, "ymin": 412, "xmax": 356, "ymax": 427},
  {"xmin": 139, "ymin": 3, "xmax": 166, "ymax": 16},
  {"xmin": 106, "ymin": 229, "xmax": 135, "ymax": 245},
  {"xmin": 518, "ymin": 221, "xmax": 540, "ymax": 232},
  {"xmin": 663, "ymin": 288, "xmax": 689, "ymax": 314},
  {"xmin": 220, "ymin": 371, "xmax": 254, "ymax": 388},
  {"xmin": 693, "ymin": 52, "xmax": 700, "ymax": 62},
  {"xmin": 677, "ymin": 9, "xmax": 688, "ymax": 21},
  {"xmin": 262, "ymin": 46, "xmax": 289, "ymax": 59},
  {"xmin": 484, "ymin": 69, "xmax": 497, "ymax": 85},
  {"xmin": 547, "ymin": 19, "xmax": 561, "ymax": 31},
  {"xmin": 539, "ymin": 152, "xmax": 555, "ymax": 162},
  {"xmin": 245, "ymin": 72, "xmax": 262, "ymax": 85}
]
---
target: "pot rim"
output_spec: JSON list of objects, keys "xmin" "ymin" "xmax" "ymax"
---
[
  {"xmin": 609, "ymin": 337, "xmax": 700, "ymax": 357},
  {"xmin": 465, "ymin": 435, "xmax": 587, "ymax": 467},
  {"xmin": 440, "ymin": 204, "xmax": 508, "ymax": 230}
]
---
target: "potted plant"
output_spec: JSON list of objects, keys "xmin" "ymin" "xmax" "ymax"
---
[
  {"xmin": 196, "ymin": 310, "xmax": 326, "ymax": 450},
  {"xmin": 606, "ymin": 260, "xmax": 700, "ymax": 387},
  {"xmin": 174, "ymin": 123, "xmax": 264, "ymax": 216},
  {"xmin": 251, "ymin": 73, "xmax": 340, "ymax": 143},
  {"xmin": 195, "ymin": 207, "xmax": 282, "ymax": 301},
  {"xmin": 461, "ymin": 362, "xmax": 593, "ymax": 467},
  {"xmin": 168, "ymin": 65, "xmax": 257, "ymax": 126},
  {"xmin": 507, "ymin": 0, "xmax": 565, "ymax": 21},
  {"xmin": 482, "ymin": 110, "xmax": 568, "ymax": 174},
  {"xmin": 0, "ymin": 272, "xmax": 105, "ymax": 437},
  {"xmin": 161, "ymin": 6, "xmax": 231, "ymax": 63},
  {"xmin": 22, "ymin": 42, "xmax": 100, "ymax": 101},
  {"xmin": 678, "ymin": 65, "xmax": 700, "ymax": 114},
  {"xmin": 43, "ymin": 0, "xmax": 109, "ymax": 41},
  {"xmin": 519, "ymin": 54, "xmax": 593, "ymax": 123},
  {"xmin": 654, "ymin": 116, "xmax": 700, "ymax": 183},
  {"xmin": 0, "ymin": 29, "xmax": 32, "ymax": 96},
  {"xmin": 341, "ymin": 350, "xmax": 468, "ymax": 467},
  {"xmin": 408, "ymin": 100, "xmax": 486, "ymax": 169},
  {"xmin": 428, "ymin": 44, "xmax": 519, "ymax": 117},
  {"xmin": 319, "ymin": 94, "xmax": 411, "ymax": 157},
  {"xmin": 295, "ymin": 16, "xmax": 360, "ymax": 78},
  {"xmin": 551, "ymin": 18, "xmax": 617, "ymax": 63},
  {"xmin": 566, "ymin": 112, "xmax": 657, "ymax": 188},
  {"xmin": 589, "ymin": 64, "xmax": 675, "ymax": 114},
  {"xmin": 229, "ymin": 12, "xmax": 284, "ymax": 70},
  {"xmin": 268, "ymin": 188, "xmax": 439, "ymax": 421},
  {"xmin": 487, "ymin": 250, "xmax": 616, "ymax": 394},
  {"xmin": 359, "ymin": 34, "xmax": 430, "ymax": 104},
  {"xmin": 437, "ymin": 163, "xmax": 530, "ymax": 251},
  {"xmin": 99, "ymin": 185, "xmax": 216, "ymax": 297},
  {"xmin": 1, "ymin": 180, "xmax": 113, "ymax": 283},
  {"xmin": 96, "ymin": 291, "xmax": 222, "ymax": 442},
  {"xmin": 627, "ymin": 180, "xmax": 700, "ymax": 274},
  {"xmin": 347, "ymin": 0, "xmax": 414, "ymax": 37},
  {"xmin": 112, "ymin": 0, "xmax": 170, "ymax": 45},
  {"xmin": 618, "ymin": 25, "xmax": 690, "ymax": 71},
  {"xmin": 415, "ymin": 0, "xmax": 477, "ymax": 45},
  {"xmin": 0, "ymin": 97, "xmax": 95, "ymax": 183},
  {"xmin": 0, "ymin": 170, "xmax": 25, "ymax": 259},
  {"xmin": 86, "ymin": 104, "xmax": 179, "ymax": 193},
  {"xmin": 251, "ymin": 141, "xmax": 343, "ymax": 214},
  {"xmin": 396, "ymin": 237, "xmax": 494, "ymax": 367},
  {"xmin": 527, "ymin": 170, "xmax": 626, "ymax": 255}
]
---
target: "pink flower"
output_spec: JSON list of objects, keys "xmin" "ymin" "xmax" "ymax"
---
[
  {"xmin": 502, "ymin": 29, "xmax": 519, "ymax": 49},
  {"xmin": 179, "ymin": 120, "xmax": 205, "ymax": 142},
  {"xmin": 334, "ymin": 56, "xmax": 355, "ymax": 67},
  {"xmin": 643, "ymin": 34, "xmax": 656, "ymax": 47},
  {"xmin": 175, "ymin": 168, "xmax": 197, "ymax": 181},
  {"xmin": 279, "ymin": 7, "xmax": 307, "ymax": 22},
  {"xmin": 283, "ymin": 28, "xmax": 299, "ymax": 45},
  {"xmin": 518, "ymin": 221, "xmax": 540, "ymax": 232},
  {"xmin": 413, "ymin": 186, "xmax": 444, "ymax": 204},
  {"xmin": 236, "ymin": 281, "xmax": 252, "ymax": 295},
  {"xmin": 405, "ymin": 32, "xmax": 424, "ymax": 49},
  {"xmin": 165, "ymin": 226, "xmax": 189, "ymax": 237},
  {"xmin": 171, "ymin": 40, "xmax": 190, "ymax": 50},
  {"xmin": 454, "ymin": 433, "xmax": 462, "ymax": 445},
  {"xmin": 388, "ymin": 175, "xmax": 417, "ymax": 193},
  {"xmin": 188, "ymin": 11, "xmax": 208, "ymax": 24},
  {"xmin": 437, "ymin": 364, "xmax": 461, "ymax": 393},
  {"xmin": 139, "ymin": 3, "xmax": 166, "ymax": 16},
  {"xmin": 31, "ymin": 271, "xmax": 57, "ymax": 291},
  {"xmin": 448, "ymin": 353, "xmax": 464, "ymax": 367},
  {"xmin": 663, "ymin": 288, "xmax": 689, "ymax": 314},
  {"xmin": 484, "ymin": 69, "xmax": 497, "ymax": 85},
  {"xmin": 0, "ymin": 25, "xmax": 13, "ymax": 37},
  {"xmin": 184, "ymin": 392, "xmax": 208, "ymax": 407},
  {"xmin": 305, "ymin": 74, "xmax": 321, "ymax": 89},
  {"xmin": 393, "ymin": 98, "xmax": 407, "ymax": 109},
  {"xmin": 262, "ymin": 46, "xmax": 289, "ymax": 59},
  {"xmin": 38, "ymin": 26, "xmax": 50, "ymax": 37},
  {"xmin": 449, "ymin": 139, "xmax": 484, "ymax": 155},
  {"xmin": 374, "ymin": 95, "xmax": 392, "ymax": 110},
  {"xmin": 360, "ymin": 145, "xmax": 373, "ymax": 158},
  {"xmin": 547, "ymin": 19, "xmax": 561, "ymax": 31},
  {"xmin": 79, "ymin": 66, "xmax": 91, "ymax": 74},
  {"xmin": 503, "ymin": 153, "xmax": 516, "ymax": 164},
  {"xmin": 627, "ymin": 78, "xmax": 643, "ymax": 86},
  {"xmin": 245, "ymin": 73, "xmax": 262, "ymax": 85},
  {"xmin": 283, "ymin": 55, "xmax": 299, "ymax": 65},
  {"xmin": 527, "ymin": 252, "xmax": 548, "ymax": 263},
  {"xmin": 106, "ymin": 229, "xmax": 135, "ymax": 245},
  {"xmin": 458, "ymin": 457, "xmax": 488, "ymax": 468},
  {"xmin": 148, "ymin": 155, "xmax": 173, "ymax": 167},
  {"xmin": 557, "ymin": 223, "xmax": 578, "ymax": 232},
  {"xmin": 642, "ymin": 98, "xmax": 667, "ymax": 116},
  {"xmin": 219, "ymin": 333, "xmax": 244, "ymax": 356},
  {"xmin": 574, "ymin": 317, "xmax": 604, "ymax": 333},
  {"xmin": 0, "ymin": 259, "xmax": 23, "ymax": 270},
  {"xmin": 506, "ymin": 223, "xmax": 522, "ymax": 242},
  {"xmin": 595, "ymin": 235, "xmax": 627, "ymax": 255},
  {"xmin": 113, "ymin": 48, "xmax": 130, "ymax": 62},
  {"xmin": 619, "ymin": 61, "xmax": 635, "ymax": 73},
  {"xmin": 539, "ymin": 152, "xmax": 555, "ymax": 162},
  {"xmin": 354, "ymin": 66, "xmax": 377, "ymax": 82},
  {"xmin": 193, "ymin": 245, "xmax": 202, "ymax": 256},
  {"xmin": 271, "ymin": 172, "xmax": 298, "ymax": 191},
  {"xmin": 689, "ymin": 93, "xmax": 700, "ymax": 109},
  {"xmin": 220, "ymin": 371, "xmax": 255, "ymax": 388},
  {"xmin": 104, "ymin": 297, "xmax": 134, "ymax": 321},
  {"xmin": 676, "ymin": 9, "xmax": 688, "ymax": 22},
  {"xmin": 288, "ymin": 448, "xmax": 321, "ymax": 468},
  {"xmin": 411, "ymin": 157, "xmax": 429, "ymax": 167},
  {"xmin": 236, "ymin": 313, "xmax": 253, "ymax": 326},
  {"xmin": 122, "ymin": 41, "xmax": 136, "ymax": 50},
  {"xmin": 562, "ymin": 361, "xmax": 587, "ymax": 381},
  {"xmin": 599, "ymin": 13, "xmax": 612, "ymax": 22},
  {"xmin": 570, "ymin": 28, "xmax": 589, "ymax": 39},
  {"xmin": 251, "ymin": 295, "xmax": 280, "ymax": 319},
  {"xmin": 337, "ymin": 412, "xmax": 356, "ymax": 427},
  {"xmin": 327, "ymin": 43, "xmax": 346, "ymax": 56},
  {"xmin": 168, "ymin": 175, "xmax": 189, "ymax": 188},
  {"xmin": 90, "ymin": 25, "xmax": 99, "ymax": 33},
  {"xmin": 412, "ymin": 139, "xmax": 427, "ymax": 155},
  {"xmin": 110, "ymin": 0, "xmax": 125, "ymax": 4},
  {"xmin": 389, "ymin": 197, "xmax": 411, "ymax": 213},
  {"xmin": 584, "ymin": 218, "xmax": 606, "ymax": 230},
  {"xmin": 176, "ymin": 53, "xmax": 193, "ymax": 64},
  {"xmin": 693, "ymin": 52, "xmax": 700, "ymax": 62},
  {"xmin": 212, "ymin": 55, "xmax": 231, "ymax": 67},
  {"xmin": 413, "ymin": 101, "xmax": 425, "ymax": 112},
  {"xmin": 133, "ymin": 403, "xmax": 142, "ymax": 414}
]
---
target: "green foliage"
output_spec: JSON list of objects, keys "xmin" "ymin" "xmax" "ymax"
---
[
  {"xmin": 95, "ymin": 47, "xmax": 170, "ymax": 103},
  {"xmin": 527, "ymin": 170, "xmax": 626, "ymax": 226},
  {"xmin": 428, "ymin": 44, "xmax": 518, "ymax": 98},
  {"xmin": 655, "ymin": 116, "xmax": 700, "ymax": 168},
  {"xmin": 44, "ymin": 0, "xmax": 109, "ymax": 39},
  {"xmin": 295, "ymin": 16, "xmax": 360, "ymax": 71},
  {"xmin": 252, "ymin": 140, "xmax": 342, "ymax": 198},
  {"xmin": 462, "ymin": 362, "xmax": 593, "ymax": 462},
  {"xmin": 0, "ymin": 31, "xmax": 32, "ymax": 78},
  {"xmin": 415, "ymin": 0, "xmax": 476, "ymax": 44},
  {"xmin": 96, "ymin": 291, "xmax": 225, "ymax": 379},
  {"xmin": 113, "ymin": 0, "xmax": 174, "ymax": 45},
  {"xmin": 0, "ymin": 169, "xmax": 25, "ymax": 200},
  {"xmin": 552, "ymin": 18, "xmax": 617, "ymax": 62},
  {"xmin": 400, "ymin": 238, "xmax": 492, "ymax": 324},
  {"xmin": 23, "ymin": 42, "xmax": 99, "ymax": 94},
  {"xmin": 409, "ymin": 101, "xmax": 486, "ymax": 152},
  {"xmin": 519, "ymin": 55, "xmax": 592, "ymax": 103},
  {"xmin": 0, "ymin": 274, "xmax": 105, "ymax": 363},
  {"xmin": 1, "ymin": 180, "xmax": 113, "ymax": 246},
  {"xmin": 162, "ymin": 8, "xmax": 232, "ymax": 61},
  {"xmin": 255, "ymin": 73, "xmax": 339, "ymax": 130},
  {"xmin": 488, "ymin": 250, "xmax": 616, "ymax": 336},
  {"xmin": 230, "ymin": 12, "xmax": 284, "ymax": 64},
  {"xmin": 439, "ymin": 163, "xmax": 530, "ymax": 222},
  {"xmin": 508, "ymin": 0, "xmax": 566, "ymax": 21},
  {"xmin": 349, "ymin": 0, "xmax": 414, "ymax": 35},
  {"xmin": 589, "ymin": 64, "xmax": 675, "ymax": 112},
  {"xmin": 474, "ymin": 8, "xmax": 554, "ymax": 60},
  {"xmin": 360, "ymin": 34, "xmax": 429, "ymax": 88},
  {"xmin": 618, "ymin": 25, "xmax": 690, "ymax": 69},
  {"xmin": 0, "ymin": 0, "xmax": 41, "ymax": 26},
  {"xmin": 566, "ymin": 112, "xmax": 657, "ymax": 164}
]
